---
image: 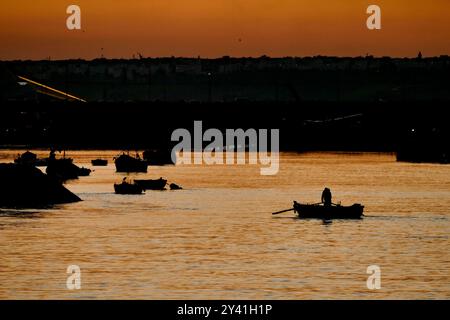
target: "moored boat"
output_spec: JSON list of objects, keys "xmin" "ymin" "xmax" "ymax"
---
[
  {"xmin": 135, "ymin": 178, "xmax": 167, "ymax": 190},
  {"xmin": 114, "ymin": 153, "xmax": 148, "ymax": 173},
  {"xmin": 46, "ymin": 158, "xmax": 91, "ymax": 181},
  {"xmin": 91, "ymin": 159, "xmax": 108, "ymax": 166},
  {"xmin": 114, "ymin": 180, "xmax": 144, "ymax": 195},
  {"xmin": 14, "ymin": 151, "xmax": 49, "ymax": 167},
  {"xmin": 293, "ymin": 201, "xmax": 364, "ymax": 219}
]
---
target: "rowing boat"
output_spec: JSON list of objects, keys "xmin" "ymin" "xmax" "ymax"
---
[{"xmin": 293, "ymin": 201, "xmax": 364, "ymax": 219}]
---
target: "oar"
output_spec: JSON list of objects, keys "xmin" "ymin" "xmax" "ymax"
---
[{"xmin": 272, "ymin": 208, "xmax": 295, "ymax": 215}]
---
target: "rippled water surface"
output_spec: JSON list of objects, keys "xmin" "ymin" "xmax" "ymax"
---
[{"xmin": 0, "ymin": 151, "xmax": 449, "ymax": 299}]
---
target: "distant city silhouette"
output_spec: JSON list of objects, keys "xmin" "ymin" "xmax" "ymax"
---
[
  {"xmin": 0, "ymin": 57, "xmax": 448, "ymax": 162},
  {"xmin": 2, "ymin": 56, "xmax": 450, "ymax": 103}
]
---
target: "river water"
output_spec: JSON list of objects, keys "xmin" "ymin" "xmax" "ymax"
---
[{"xmin": 0, "ymin": 150, "xmax": 449, "ymax": 299}]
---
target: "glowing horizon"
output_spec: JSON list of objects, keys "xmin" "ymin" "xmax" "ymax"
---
[{"xmin": 1, "ymin": 0, "xmax": 449, "ymax": 60}]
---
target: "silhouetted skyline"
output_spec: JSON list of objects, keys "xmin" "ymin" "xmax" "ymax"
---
[{"xmin": 1, "ymin": 0, "xmax": 450, "ymax": 60}]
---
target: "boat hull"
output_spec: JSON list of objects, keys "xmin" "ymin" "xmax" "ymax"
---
[
  {"xmin": 46, "ymin": 159, "xmax": 91, "ymax": 180},
  {"xmin": 114, "ymin": 155, "xmax": 148, "ymax": 173},
  {"xmin": 14, "ymin": 151, "xmax": 49, "ymax": 167},
  {"xmin": 91, "ymin": 159, "xmax": 108, "ymax": 166},
  {"xmin": 294, "ymin": 202, "xmax": 364, "ymax": 219},
  {"xmin": 135, "ymin": 178, "xmax": 167, "ymax": 190},
  {"xmin": 114, "ymin": 183, "xmax": 143, "ymax": 195}
]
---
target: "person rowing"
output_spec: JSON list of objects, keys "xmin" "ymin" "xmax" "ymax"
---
[{"xmin": 321, "ymin": 187, "xmax": 332, "ymax": 206}]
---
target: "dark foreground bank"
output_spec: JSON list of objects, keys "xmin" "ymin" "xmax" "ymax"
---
[{"xmin": 0, "ymin": 163, "xmax": 81, "ymax": 208}]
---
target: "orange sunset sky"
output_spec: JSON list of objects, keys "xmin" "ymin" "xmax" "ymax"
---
[{"xmin": 0, "ymin": 0, "xmax": 449, "ymax": 60}]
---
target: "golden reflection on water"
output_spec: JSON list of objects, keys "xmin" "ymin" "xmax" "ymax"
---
[{"xmin": 0, "ymin": 151, "xmax": 449, "ymax": 299}]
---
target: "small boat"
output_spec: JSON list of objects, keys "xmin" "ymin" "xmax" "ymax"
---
[
  {"xmin": 46, "ymin": 158, "xmax": 91, "ymax": 180},
  {"xmin": 293, "ymin": 201, "xmax": 364, "ymax": 219},
  {"xmin": 14, "ymin": 151, "xmax": 49, "ymax": 167},
  {"xmin": 135, "ymin": 178, "xmax": 167, "ymax": 190},
  {"xmin": 114, "ymin": 181, "xmax": 144, "ymax": 195},
  {"xmin": 91, "ymin": 159, "xmax": 108, "ymax": 166},
  {"xmin": 114, "ymin": 153, "xmax": 148, "ymax": 173}
]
